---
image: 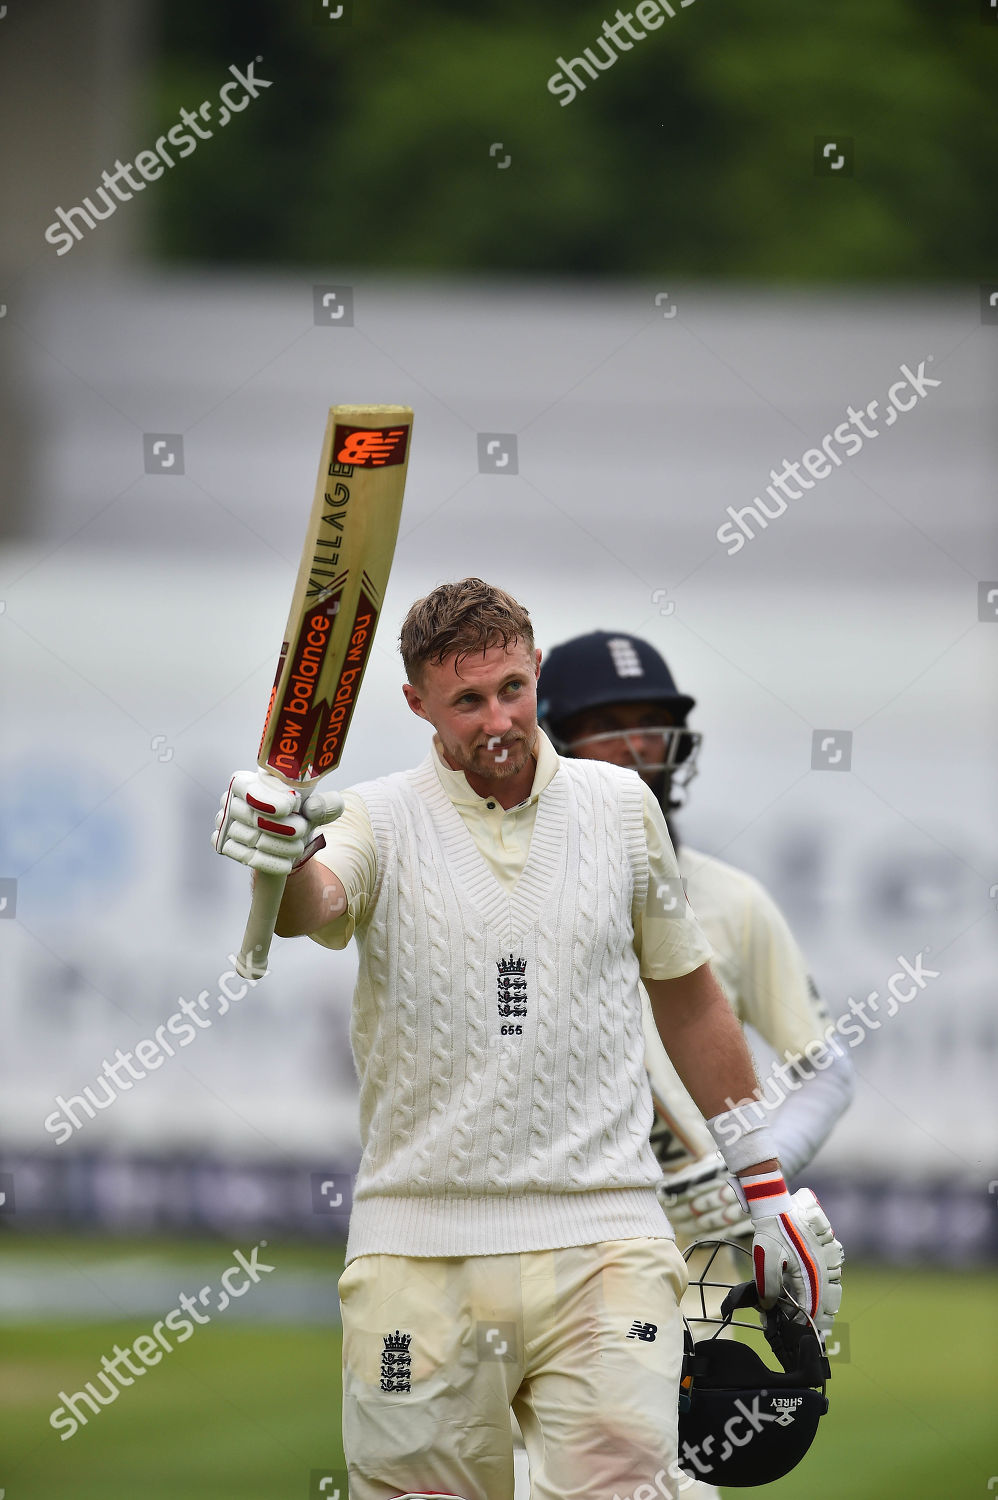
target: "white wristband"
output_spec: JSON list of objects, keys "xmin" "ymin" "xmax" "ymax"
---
[
  {"xmin": 706, "ymin": 1106, "xmax": 777, "ymax": 1176},
  {"xmin": 738, "ymin": 1169, "xmax": 794, "ymax": 1221}
]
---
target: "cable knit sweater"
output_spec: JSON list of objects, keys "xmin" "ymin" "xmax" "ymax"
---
[{"xmin": 342, "ymin": 749, "xmax": 674, "ymax": 1261}]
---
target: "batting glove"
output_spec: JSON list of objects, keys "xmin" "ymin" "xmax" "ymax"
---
[
  {"xmin": 793, "ymin": 1187, "xmax": 844, "ymax": 1337},
  {"xmin": 212, "ymin": 770, "xmax": 344, "ymax": 876},
  {"xmin": 658, "ymin": 1151, "xmax": 752, "ymax": 1240},
  {"xmin": 739, "ymin": 1171, "xmax": 844, "ymax": 1332}
]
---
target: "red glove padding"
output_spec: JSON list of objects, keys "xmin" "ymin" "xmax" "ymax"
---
[{"xmin": 213, "ymin": 769, "xmax": 344, "ymax": 876}]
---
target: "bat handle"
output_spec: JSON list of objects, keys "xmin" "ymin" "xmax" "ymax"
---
[{"xmin": 235, "ymin": 870, "xmax": 288, "ymax": 980}]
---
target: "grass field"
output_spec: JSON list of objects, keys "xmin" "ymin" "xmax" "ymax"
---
[{"xmin": 1, "ymin": 1237, "xmax": 995, "ymax": 1499}]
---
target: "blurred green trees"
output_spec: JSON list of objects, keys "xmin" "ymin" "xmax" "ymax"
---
[{"xmin": 151, "ymin": 0, "xmax": 997, "ymax": 279}]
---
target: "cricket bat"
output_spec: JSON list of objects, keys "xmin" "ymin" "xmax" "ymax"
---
[{"xmin": 234, "ymin": 404, "xmax": 413, "ymax": 980}]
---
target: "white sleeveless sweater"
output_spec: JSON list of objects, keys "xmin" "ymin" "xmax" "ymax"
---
[{"xmin": 343, "ymin": 750, "xmax": 671, "ymax": 1261}]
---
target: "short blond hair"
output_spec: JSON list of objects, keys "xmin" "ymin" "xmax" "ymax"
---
[{"xmin": 399, "ymin": 577, "xmax": 534, "ymax": 687}]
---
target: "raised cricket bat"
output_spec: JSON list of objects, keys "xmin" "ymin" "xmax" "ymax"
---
[{"xmin": 234, "ymin": 403, "xmax": 413, "ymax": 980}]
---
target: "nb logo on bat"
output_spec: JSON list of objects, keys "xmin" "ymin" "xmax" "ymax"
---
[{"xmin": 334, "ymin": 424, "xmax": 409, "ymax": 468}]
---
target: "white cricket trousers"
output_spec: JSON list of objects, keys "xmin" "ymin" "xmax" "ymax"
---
[{"xmin": 338, "ymin": 1235, "xmax": 689, "ymax": 1500}]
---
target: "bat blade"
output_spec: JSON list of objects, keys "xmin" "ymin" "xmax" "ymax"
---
[{"xmin": 235, "ymin": 403, "xmax": 413, "ymax": 979}]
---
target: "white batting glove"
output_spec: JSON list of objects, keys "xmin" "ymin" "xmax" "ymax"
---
[
  {"xmin": 739, "ymin": 1171, "xmax": 843, "ymax": 1332},
  {"xmin": 658, "ymin": 1152, "xmax": 752, "ymax": 1240},
  {"xmin": 792, "ymin": 1187, "xmax": 844, "ymax": 1338},
  {"xmin": 212, "ymin": 770, "xmax": 344, "ymax": 876}
]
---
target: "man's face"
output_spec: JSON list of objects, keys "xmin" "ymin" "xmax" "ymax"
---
[
  {"xmin": 557, "ymin": 700, "xmax": 677, "ymax": 788},
  {"xmin": 402, "ymin": 638, "xmax": 542, "ymax": 785}
]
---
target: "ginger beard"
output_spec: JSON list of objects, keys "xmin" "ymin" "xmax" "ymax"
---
[
  {"xmin": 448, "ymin": 727, "xmax": 533, "ymax": 781},
  {"xmin": 402, "ymin": 640, "xmax": 541, "ymax": 797}
]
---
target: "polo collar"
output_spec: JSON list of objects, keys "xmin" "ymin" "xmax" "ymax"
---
[{"xmin": 430, "ymin": 726, "xmax": 560, "ymax": 809}]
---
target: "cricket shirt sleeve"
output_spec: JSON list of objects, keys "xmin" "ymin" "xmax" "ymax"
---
[
  {"xmin": 738, "ymin": 874, "xmax": 832, "ymax": 1058},
  {"xmin": 308, "ymin": 791, "xmax": 378, "ymax": 950},
  {"xmin": 634, "ymin": 781, "xmax": 714, "ymax": 980}
]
